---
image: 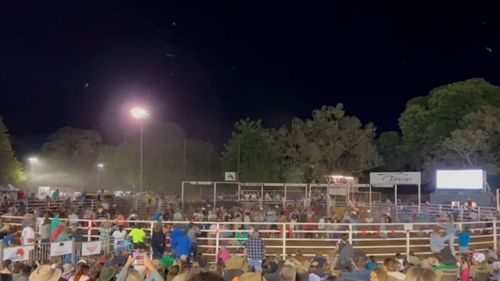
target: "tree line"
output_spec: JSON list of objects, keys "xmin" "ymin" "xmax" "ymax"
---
[{"xmin": 1, "ymin": 78, "xmax": 499, "ymax": 192}]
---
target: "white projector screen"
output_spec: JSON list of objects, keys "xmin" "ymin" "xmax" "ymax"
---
[{"xmin": 436, "ymin": 170, "xmax": 484, "ymax": 190}]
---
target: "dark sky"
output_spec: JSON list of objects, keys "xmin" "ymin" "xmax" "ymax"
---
[{"xmin": 2, "ymin": 1, "xmax": 500, "ymax": 152}]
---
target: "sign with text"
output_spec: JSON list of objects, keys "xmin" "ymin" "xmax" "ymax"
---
[
  {"xmin": 50, "ymin": 241, "xmax": 73, "ymax": 257},
  {"xmin": 81, "ymin": 241, "xmax": 102, "ymax": 256},
  {"xmin": 370, "ymin": 172, "xmax": 421, "ymax": 185},
  {"xmin": 3, "ymin": 246, "xmax": 33, "ymax": 261},
  {"xmin": 224, "ymin": 172, "xmax": 237, "ymax": 181}
]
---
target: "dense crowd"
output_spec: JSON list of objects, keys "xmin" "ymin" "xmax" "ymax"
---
[{"xmin": 0, "ymin": 189, "xmax": 498, "ymax": 281}]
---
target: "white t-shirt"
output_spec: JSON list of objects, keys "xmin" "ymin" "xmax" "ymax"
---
[
  {"xmin": 21, "ymin": 226, "xmax": 36, "ymax": 245},
  {"xmin": 112, "ymin": 229, "xmax": 127, "ymax": 247}
]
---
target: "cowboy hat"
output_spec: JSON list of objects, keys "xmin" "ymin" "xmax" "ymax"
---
[
  {"xmin": 239, "ymin": 273, "xmax": 267, "ymax": 281},
  {"xmin": 99, "ymin": 267, "xmax": 117, "ymax": 281},
  {"xmin": 225, "ymin": 256, "xmax": 246, "ymax": 271},
  {"xmin": 29, "ymin": 265, "xmax": 62, "ymax": 281}
]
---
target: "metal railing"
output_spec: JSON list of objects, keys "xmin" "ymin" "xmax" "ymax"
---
[{"xmin": 1, "ymin": 216, "xmax": 498, "ymax": 265}]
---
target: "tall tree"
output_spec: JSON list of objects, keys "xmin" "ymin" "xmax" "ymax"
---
[
  {"xmin": 0, "ymin": 118, "xmax": 25, "ymax": 183},
  {"xmin": 399, "ymin": 78, "xmax": 500, "ymax": 169},
  {"xmin": 376, "ymin": 131, "xmax": 403, "ymax": 171},
  {"xmin": 221, "ymin": 119, "xmax": 282, "ymax": 182},
  {"xmin": 281, "ymin": 104, "xmax": 381, "ymax": 182}
]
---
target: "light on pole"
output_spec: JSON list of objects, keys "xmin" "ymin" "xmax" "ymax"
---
[
  {"xmin": 130, "ymin": 106, "xmax": 149, "ymax": 192},
  {"xmin": 97, "ymin": 163, "xmax": 104, "ymax": 189}
]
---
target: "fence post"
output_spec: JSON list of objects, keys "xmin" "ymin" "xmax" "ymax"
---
[
  {"xmin": 150, "ymin": 221, "xmax": 155, "ymax": 259},
  {"xmin": 0, "ymin": 239, "xmax": 3, "ymax": 268},
  {"xmin": 348, "ymin": 224, "xmax": 353, "ymax": 244},
  {"xmin": 282, "ymin": 223, "xmax": 286, "ymax": 260},
  {"xmin": 439, "ymin": 205, "xmax": 442, "ymax": 214},
  {"xmin": 71, "ymin": 238, "xmax": 76, "ymax": 265},
  {"xmin": 478, "ymin": 207, "xmax": 482, "ymax": 220},
  {"xmin": 87, "ymin": 220, "xmax": 92, "ymax": 242},
  {"xmin": 460, "ymin": 207, "xmax": 464, "ymax": 221},
  {"xmin": 494, "ymin": 220, "xmax": 498, "ymax": 252},
  {"xmin": 406, "ymin": 228, "xmax": 410, "ymax": 261},
  {"xmin": 215, "ymin": 222, "xmax": 220, "ymax": 262}
]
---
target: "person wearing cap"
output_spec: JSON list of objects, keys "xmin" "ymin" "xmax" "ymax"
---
[
  {"xmin": 129, "ymin": 224, "xmax": 146, "ymax": 248},
  {"xmin": 246, "ymin": 229, "xmax": 265, "ymax": 272},
  {"xmin": 222, "ymin": 256, "xmax": 246, "ymax": 281},
  {"xmin": 186, "ymin": 222, "xmax": 201, "ymax": 259},
  {"xmin": 151, "ymin": 222, "xmax": 166, "ymax": 259},
  {"xmin": 262, "ymin": 260, "xmax": 279, "ymax": 281},
  {"xmin": 279, "ymin": 265, "xmax": 296, "ymax": 281},
  {"xmin": 432, "ymin": 248, "xmax": 458, "ymax": 281}
]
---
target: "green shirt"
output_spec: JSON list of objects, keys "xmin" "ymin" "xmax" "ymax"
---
[
  {"xmin": 432, "ymin": 264, "xmax": 457, "ymax": 272},
  {"xmin": 129, "ymin": 228, "xmax": 146, "ymax": 243}
]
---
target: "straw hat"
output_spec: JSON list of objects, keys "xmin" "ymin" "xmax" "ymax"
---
[
  {"xmin": 225, "ymin": 256, "xmax": 246, "ymax": 271},
  {"xmin": 99, "ymin": 267, "xmax": 117, "ymax": 281},
  {"xmin": 473, "ymin": 253, "xmax": 486, "ymax": 263},
  {"xmin": 29, "ymin": 265, "xmax": 62, "ymax": 281},
  {"xmin": 239, "ymin": 273, "xmax": 267, "ymax": 281}
]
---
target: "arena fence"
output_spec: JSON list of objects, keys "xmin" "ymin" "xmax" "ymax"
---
[{"xmin": 1, "ymin": 216, "xmax": 499, "ymax": 267}]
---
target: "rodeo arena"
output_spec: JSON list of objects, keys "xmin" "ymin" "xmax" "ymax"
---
[{"xmin": 1, "ymin": 170, "xmax": 500, "ymax": 281}]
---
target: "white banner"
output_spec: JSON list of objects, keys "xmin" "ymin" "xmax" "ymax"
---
[
  {"xmin": 224, "ymin": 172, "xmax": 237, "ymax": 181},
  {"xmin": 50, "ymin": 241, "xmax": 73, "ymax": 257},
  {"xmin": 81, "ymin": 241, "xmax": 102, "ymax": 256},
  {"xmin": 3, "ymin": 246, "xmax": 33, "ymax": 261},
  {"xmin": 370, "ymin": 172, "xmax": 421, "ymax": 185}
]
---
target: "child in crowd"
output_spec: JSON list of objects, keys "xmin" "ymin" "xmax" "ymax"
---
[
  {"xmin": 459, "ymin": 255, "xmax": 470, "ymax": 281},
  {"xmin": 366, "ymin": 256, "xmax": 378, "ymax": 270}
]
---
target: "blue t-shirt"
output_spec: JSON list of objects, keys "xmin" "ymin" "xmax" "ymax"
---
[
  {"xmin": 458, "ymin": 231, "xmax": 470, "ymax": 246},
  {"xmin": 3, "ymin": 234, "xmax": 14, "ymax": 246},
  {"xmin": 366, "ymin": 261, "xmax": 378, "ymax": 270}
]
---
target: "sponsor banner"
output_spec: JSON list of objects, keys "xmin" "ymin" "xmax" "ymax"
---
[
  {"xmin": 3, "ymin": 246, "xmax": 33, "ymax": 261},
  {"xmin": 50, "ymin": 241, "xmax": 73, "ymax": 257},
  {"xmin": 370, "ymin": 172, "xmax": 421, "ymax": 185},
  {"xmin": 81, "ymin": 241, "xmax": 102, "ymax": 256}
]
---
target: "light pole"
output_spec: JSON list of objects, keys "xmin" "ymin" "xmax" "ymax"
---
[
  {"xmin": 130, "ymin": 106, "xmax": 149, "ymax": 192},
  {"xmin": 28, "ymin": 156, "xmax": 39, "ymax": 187},
  {"xmin": 97, "ymin": 163, "xmax": 104, "ymax": 190}
]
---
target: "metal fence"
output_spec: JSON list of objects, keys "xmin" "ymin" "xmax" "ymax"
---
[{"xmin": 1, "ymin": 216, "xmax": 499, "ymax": 267}]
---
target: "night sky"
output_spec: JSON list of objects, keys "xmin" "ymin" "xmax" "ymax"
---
[{"xmin": 2, "ymin": 1, "xmax": 500, "ymax": 152}]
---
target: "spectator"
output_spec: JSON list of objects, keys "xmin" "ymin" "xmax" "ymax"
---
[
  {"xmin": 470, "ymin": 253, "xmax": 491, "ymax": 280},
  {"xmin": 222, "ymin": 256, "xmax": 246, "ymax": 281},
  {"xmin": 68, "ymin": 210, "xmax": 79, "ymax": 227},
  {"xmin": 339, "ymin": 253, "xmax": 369, "ymax": 281},
  {"xmin": 383, "ymin": 258, "xmax": 405, "ymax": 281},
  {"xmin": 13, "ymin": 265, "xmax": 30, "ymax": 281},
  {"xmin": 444, "ymin": 217, "xmax": 456, "ymax": 256},
  {"xmin": 335, "ymin": 234, "xmax": 353, "ymax": 271},
  {"xmin": 262, "ymin": 261, "xmax": 279, "ymax": 281},
  {"xmin": 52, "ymin": 189, "xmax": 60, "ymax": 201},
  {"xmin": 369, "ymin": 268, "xmax": 387, "ymax": 281},
  {"xmin": 0, "ymin": 260, "xmax": 13, "ymax": 281},
  {"xmin": 407, "ymin": 252, "xmax": 420, "ymax": 267},
  {"xmin": 129, "ymin": 224, "xmax": 146, "ymax": 248},
  {"xmin": 50, "ymin": 213, "xmax": 61, "ymax": 234},
  {"xmin": 69, "ymin": 264, "xmax": 90, "ymax": 281},
  {"xmin": 112, "ymin": 225, "xmax": 127, "ymax": 251},
  {"xmin": 55, "ymin": 225, "xmax": 71, "ymax": 242},
  {"xmin": 28, "ymin": 265, "xmax": 61, "ymax": 281},
  {"xmin": 39, "ymin": 218, "xmax": 50, "ymax": 243},
  {"xmin": 186, "ymin": 223, "xmax": 201, "ymax": 258},
  {"xmin": 2, "ymin": 226, "xmax": 14, "ymax": 247},
  {"xmin": 21, "ymin": 221, "xmax": 36, "ymax": 246},
  {"xmin": 172, "ymin": 230, "xmax": 191, "ymax": 261},
  {"xmin": 217, "ymin": 246, "xmax": 231, "ymax": 263},
  {"xmin": 404, "ymin": 267, "xmax": 436, "ymax": 281},
  {"xmin": 151, "ymin": 222, "xmax": 166, "ymax": 259},
  {"xmin": 366, "ymin": 255, "xmax": 378, "ymax": 270},
  {"xmin": 458, "ymin": 226, "xmax": 471, "ymax": 255},
  {"xmin": 491, "ymin": 261, "xmax": 500, "ymax": 281},
  {"xmin": 459, "ymin": 256, "xmax": 470, "ymax": 281},
  {"xmin": 246, "ymin": 229, "xmax": 265, "ymax": 272},
  {"xmin": 429, "ymin": 227, "xmax": 445, "ymax": 255},
  {"xmin": 280, "ymin": 265, "xmax": 296, "ymax": 281}
]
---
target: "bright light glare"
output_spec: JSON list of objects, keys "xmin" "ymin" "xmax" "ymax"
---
[
  {"xmin": 28, "ymin": 157, "xmax": 38, "ymax": 163},
  {"xmin": 436, "ymin": 170, "xmax": 484, "ymax": 189},
  {"xmin": 97, "ymin": 163, "xmax": 104, "ymax": 168},
  {"xmin": 130, "ymin": 107, "xmax": 149, "ymax": 120}
]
